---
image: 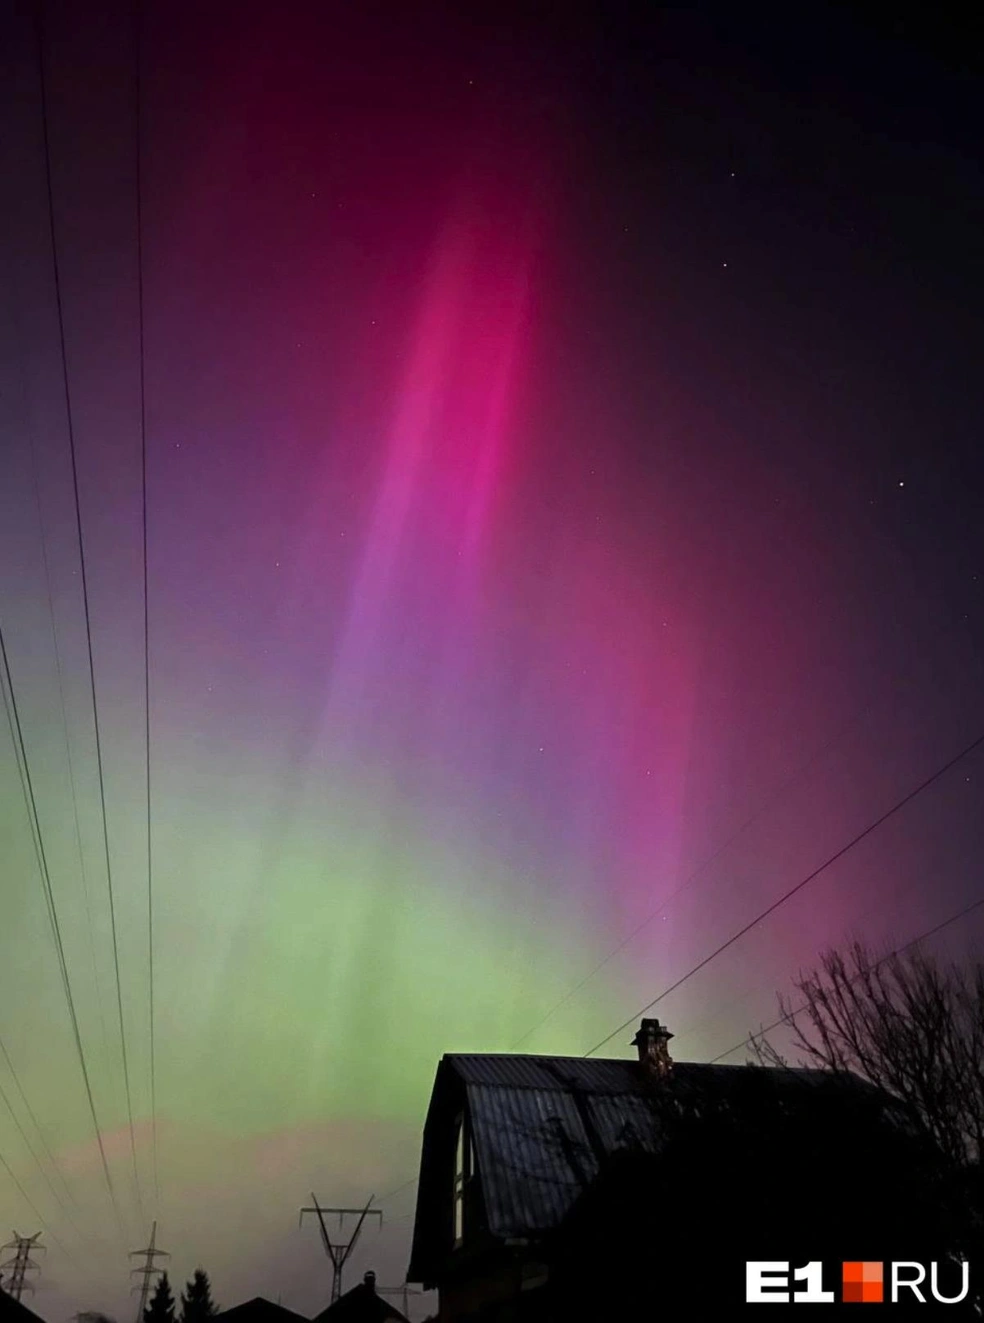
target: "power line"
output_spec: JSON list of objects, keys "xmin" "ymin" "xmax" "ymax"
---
[
  {"xmin": 514, "ymin": 620, "xmax": 984, "ymax": 1052},
  {"xmin": 583, "ymin": 726, "xmax": 984, "ymax": 1057},
  {"xmin": 378, "ymin": 1177, "xmax": 417, "ymax": 1204},
  {"xmin": 0, "ymin": 620, "xmax": 126, "ymax": 1241},
  {"xmin": 0, "ymin": 1158, "xmax": 81, "ymax": 1273},
  {"xmin": 34, "ymin": 0, "xmax": 143, "ymax": 1225},
  {"xmin": 515, "ymin": 605, "xmax": 984, "ymax": 1053},
  {"xmin": 512, "ymin": 692, "xmax": 882, "ymax": 1049},
  {"xmin": 5, "ymin": 254, "xmax": 119, "ymax": 1127},
  {"xmin": 0, "ymin": 1058, "xmax": 90, "ymax": 1248},
  {"xmin": 0, "ymin": 1168, "xmax": 58, "ymax": 1267},
  {"xmin": 376, "ymin": 1282, "xmax": 423, "ymax": 1318},
  {"xmin": 676, "ymin": 856, "xmax": 941, "ymax": 1049},
  {"xmin": 374, "ymin": 1176, "xmax": 418, "ymax": 1218},
  {"xmin": 133, "ymin": 0, "xmax": 159, "ymax": 1215},
  {"xmin": 707, "ymin": 891, "xmax": 984, "ymax": 1065},
  {"xmin": 0, "ymin": 1036, "xmax": 87, "ymax": 1227}
]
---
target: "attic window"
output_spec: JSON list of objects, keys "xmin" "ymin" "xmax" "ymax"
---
[{"xmin": 453, "ymin": 1112, "xmax": 473, "ymax": 1248}]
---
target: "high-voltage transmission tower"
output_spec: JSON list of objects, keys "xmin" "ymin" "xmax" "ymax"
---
[
  {"xmin": 377, "ymin": 1281, "xmax": 423, "ymax": 1318},
  {"xmin": 0, "ymin": 1232, "xmax": 44, "ymax": 1300},
  {"xmin": 130, "ymin": 1221, "xmax": 169, "ymax": 1323},
  {"xmin": 299, "ymin": 1194, "xmax": 382, "ymax": 1304}
]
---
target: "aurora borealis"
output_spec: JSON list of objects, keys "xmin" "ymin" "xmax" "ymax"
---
[{"xmin": 1, "ymin": 3, "xmax": 983, "ymax": 1319}]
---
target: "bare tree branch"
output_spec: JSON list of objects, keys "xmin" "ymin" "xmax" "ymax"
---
[{"xmin": 757, "ymin": 939, "xmax": 984, "ymax": 1269}]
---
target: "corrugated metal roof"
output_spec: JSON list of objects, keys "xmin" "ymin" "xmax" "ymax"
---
[
  {"xmin": 444, "ymin": 1054, "xmax": 872, "ymax": 1238},
  {"xmin": 447, "ymin": 1054, "xmax": 645, "ymax": 1094},
  {"xmin": 447, "ymin": 1053, "xmax": 843, "ymax": 1093},
  {"xmin": 465, "ymin": 1079, "xmax": 661, "ymax": 1236}
]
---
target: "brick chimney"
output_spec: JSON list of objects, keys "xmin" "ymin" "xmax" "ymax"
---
[
  {"xmin": 363, "ymin": 1272, "xmax": 376, "ymax": 1294},
  {"xmin": 632, "ymin": 1018, "xmax": 674, "ymax": 1079}
]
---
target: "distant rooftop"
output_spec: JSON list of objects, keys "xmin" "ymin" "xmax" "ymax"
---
[
  {"xmin": 213, "ymin": 1298, "xmax": 308, "ymax": 1323},
  {"xmin": 0, "ymin": 1289, "xmax": 46, "ymax": 1323},
  {"xmin": 312, "ymin": 1272, "xmax": 409, "ymax": 1323}
]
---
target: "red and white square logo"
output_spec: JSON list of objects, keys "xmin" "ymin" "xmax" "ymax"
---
[{"xmin": 842, "ymin": 1261, "xmax": 884, "ymax": 1303}]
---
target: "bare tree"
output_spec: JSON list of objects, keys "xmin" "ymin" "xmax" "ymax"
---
[
  {"xmin": 756, "ymin": 942, "xmax": 984, "ymax": 1160},
  {"xmin": 754, "ymin": 940, "xmax": 984, "ymax": 1260}
]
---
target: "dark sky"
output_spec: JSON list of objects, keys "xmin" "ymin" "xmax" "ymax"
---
[{"xmin": 0, "ymin": 3, "xmax": 982, "ymax": 1319}]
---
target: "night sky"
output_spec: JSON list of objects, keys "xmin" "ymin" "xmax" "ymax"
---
[{"xmin": 1, "ymin": 3, "xmax": 982, "ymax": 1318}]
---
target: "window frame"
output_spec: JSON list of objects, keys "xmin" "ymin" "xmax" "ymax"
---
[{"xmin": 453, "ymin": 1111, "xmax": 472, "ymax": 1248}]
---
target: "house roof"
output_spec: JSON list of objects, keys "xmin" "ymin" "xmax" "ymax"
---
[
  {"xmin": 0, "ymin": 1290, "xmax": 46, "ymax": 1323},
  {"xmin": 312, "ymin": 1275, "xmax": 409, "ymax": 1323},
  {"xmin": 408, "ymin": 1050, "xmax": 878, "ymax": 1281},
  {"xmin": 213, "ymin": 1299, "xmax": 308, "ymax": 1323}
]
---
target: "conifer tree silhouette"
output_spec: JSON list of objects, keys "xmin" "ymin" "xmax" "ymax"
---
[
  {"xmin": 144, "ymin": 1272, "xmax": 176, "ymax": 1323},
  {"xmin": 180, "ymin": 1269, "xmax": 218, "ymax": 1323}
]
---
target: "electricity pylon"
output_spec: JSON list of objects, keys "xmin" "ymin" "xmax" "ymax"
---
[
  {"xmin": 130, "ymin": 1220, "xmax": 169, "ymax": 1323},
  {"xmin": 0, "ymin": 1232, "xmax": 44, "ymax": 1300},
  {"xmin": 377, "ymin": 1282, "xmax": 422, "ymax": 1318},
  {"xmin": 299, "ymin": 1194, "xmax": 382, "ymax": 1304}
]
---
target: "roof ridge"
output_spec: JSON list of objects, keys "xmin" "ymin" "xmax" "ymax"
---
[
  {"xmin": 446, "ymin": 1052, "xmax": 751, "ymax": 1067},
  {"xmin": 445, "ymin": 1052, "xmax": 636, "ymax": 1064}
]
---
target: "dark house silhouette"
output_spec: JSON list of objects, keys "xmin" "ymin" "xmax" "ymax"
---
[
  {"xmin": 0, "ymin": 1289, "xmax": 45, "ymax": 1323},
  {"xmin": 407, "ymin": 1019, "xmax": 970, "ymax": 1320},
  {"xmin": 213, "ymin": 1299, "xmax": 308, "ymax": 1323},
  {"xmin": 312, "ymin": 1272, "xmax": 409, "ymax": 1323}
]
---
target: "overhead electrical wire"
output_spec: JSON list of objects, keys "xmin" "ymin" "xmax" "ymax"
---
[
  {"xmin": 0, "ymin": 1063, "xmax": 91, "ymax": 1248},
  {"xmin": 374, "ymin": 874, "xmax": 984, "ymax": 1223},
  {"xmin": 0, "ymin": 1035, "xmax": 88, "ymax": 1227},
  {"xmin": 372, "ymin": 732, "xmax": 984, "ymax": 1223},
  {"xmin": 0, "ymin": 621, "xmax": 126, "ymax": 1241},
  {"xmin": 378, "ymin": 1177, "xmax": 418, "ymax": 1204},
  {"xmin": 511, "ymin": 691, "xmax": 882, "ymax": 1049},
  {"xmin": 34, "ymin": 0, "xmax": 144, "ymax": 1225},
  {"xmin": 583, "ymin": 726, "xmax": 984, "ymax": 1057},
  {"xmin": 675, "ymin": 851, "xmax": 960, "ymax": 1048},
  {"xmin": 3, "ymin": 259, "xmax": 118, "ymax": 1120},
  {"xmin": 707, "ymin": 890, "xmax": 984, "ymax": 1065},
  {"xmin": 133, "ymin": 0, "xmax": 160, "ymax": 1216},
  {"xmin": 1, "ymin": 232, "xmax": 118, "ymax": 1266},
  {"xmin": 0, "ymin": 1143, "xmax": 83, "ymax": 1273},
  {"xmin": 513, "ymin": 612, "xmax": 982, "ymax": 1052}
]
